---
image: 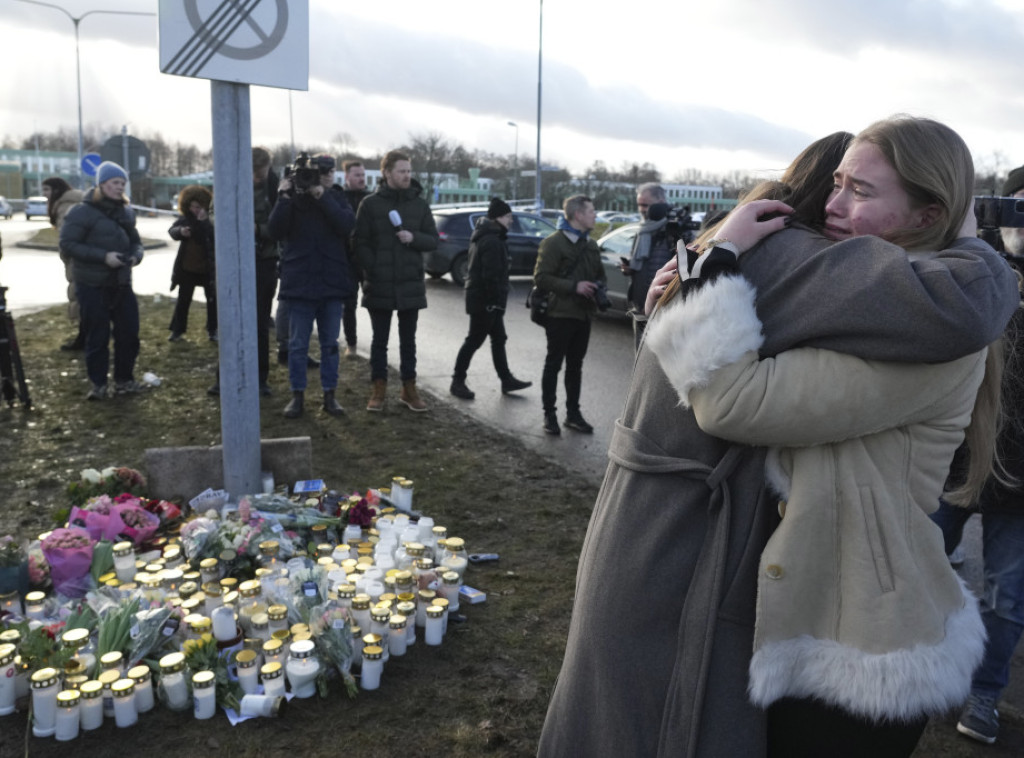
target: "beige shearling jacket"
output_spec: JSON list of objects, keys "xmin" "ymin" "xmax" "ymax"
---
[{"xmin": 646, "ymin": 274, "xmax": 988, "ymax": 723}]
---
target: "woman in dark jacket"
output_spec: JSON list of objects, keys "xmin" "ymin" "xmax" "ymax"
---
[
  {"xmin": 167, "ymin": 185, "xmax": 216, "ymax": 342},
  {"xmin": 59, "ymin": 161, "xmax": 144, "ymax": 400},
  {"xmin": 449, "ymin": 197, "xmax": 531, "ymax": 399}
]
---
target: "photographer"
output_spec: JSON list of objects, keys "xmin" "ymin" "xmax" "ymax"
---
[
  {"xmin": 59, "ymin": 161, "xmax": 144, "ymax": 400},
  {"xmin": 930, "ymin": 165, "xmax": 1024, "ymax": 745},
  {"xmin": 269, "ymin": 153, "xmax": 356, "ymax": 418},
  {"xmin": 167, "ymin": 185, "xmax": 216, "ymax": 343},
  {"xmin": 533, "ymin": 194, "xmax": 606, "ymax": 436}
]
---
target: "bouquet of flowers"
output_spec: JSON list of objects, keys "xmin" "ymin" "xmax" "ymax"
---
[
  {"xmin": 182, "ymin": 633, "xmax": 242, "ymax": 711},
  {"xmin": 346, "ymin": 494, "xmax": 377, "ymax": 528},
  {"xmin": 0, "ymin": 534, "xmax": 29, "ymax": 597},
  {"xmin": 308, "ymin": 599, "xmax": 357, "ymax": 697},
  {"xmin": 69, "ymin": 493, "xmax": 161, "ymax": 546},
  {"xmin": 27, "ymin": 543, "xmax": 51, "ymax": 588},
  {"xmin": 41, "ymin": 528, "xmax": 94, "ymax": 598},
  {"xmin": 67, "ymin": 466, "xmax": 147, "ymax": 506},
  {"xmin": 0, "ymin": 534, "xmax": 26, "ymax": 567}
]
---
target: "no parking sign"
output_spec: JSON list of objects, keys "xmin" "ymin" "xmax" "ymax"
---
[{"xmin": 158, "ymin": 0, "xmax": 308, "ymax": 90}]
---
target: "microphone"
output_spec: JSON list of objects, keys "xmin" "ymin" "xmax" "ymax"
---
[{"xmin": 388, "ymin": 210, "xmax": 404, "ymax": 231}]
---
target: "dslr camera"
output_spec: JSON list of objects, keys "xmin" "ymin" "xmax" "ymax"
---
[
  {"xmin": 593, "ymin": 280, "xmax": 612, "ymax": 312},
  {"xmin": 284, "ymin": 152, "xmax": 334, "ymax": 195}
]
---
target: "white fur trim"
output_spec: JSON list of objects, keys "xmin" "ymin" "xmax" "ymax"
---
[
  {"xmin": 747, "ymin": 578, "xmax": 986, "ymax": 722},
  {"xmin": 645, "ymin": 275, "xmax": 764, "ymax": 408},
  {"xmin": 764, "ymin": 449, "xmax": 791, "ymax": 500}
]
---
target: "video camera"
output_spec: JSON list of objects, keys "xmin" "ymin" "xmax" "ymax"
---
[
  {"xmin": 647, "ymin": 202, "xmax": 700, "ymax": 244},
  {"xmin": 283, "ymin": 152, "xmax": 335, "ymax": 194},
  {"xmin": 974, "ymin": 195, "xmax": 1024, "ymax": 249}
]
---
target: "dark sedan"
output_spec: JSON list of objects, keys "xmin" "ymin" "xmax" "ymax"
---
[{"xmin": 427, "ymin": 208, "xmax": 556, "ymax": 286}]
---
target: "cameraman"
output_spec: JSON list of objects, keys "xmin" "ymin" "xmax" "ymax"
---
[
  {"xmin": 269, "ymin": 153, "xmax": 356, "ymax": 418},
  {"xmin": 59, "ymin": 161, "xmax": 144, "ymax": 400},
  {"xmin": 930, "ymin": 165, "xmax": 1024, "ymax": 745},
  {"xmin": 621, "ymin": 183, "xmax": 675, "ymax": 350},
  {"xmin": 533, "ymin": 194, "xmax": 605, "ymax": 436}
]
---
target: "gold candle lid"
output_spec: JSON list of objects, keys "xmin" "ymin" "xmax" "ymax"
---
[
  {"xmin": 57, "ymin": 690, "xmax": 81, "ymax": 706},
  {"xmin": 192, "ymin": 670, "xmax": 216, "ymax": 689},
  {"xmin": 111, "ymin": 678, "xmax": 135, "ymax": 697}
]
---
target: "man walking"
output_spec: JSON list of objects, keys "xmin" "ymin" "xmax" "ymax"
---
[
  {"xmin": 354, "ymin": 150, "xmax": 439, "ymax": 412},
  {"xmin": 533, "ymin": 194, "xmax": 605, "ymax": 435},
  {"xmin": 449, "ymin": 196, "xmax": 532, "ymax": 400}
]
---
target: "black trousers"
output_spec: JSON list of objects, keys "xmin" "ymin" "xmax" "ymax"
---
[
  {"xmin": 541, "ymin": 316, "xmax": 590, "ymax": 415},
  {"xmin": 452, "ymin": 308, "xmax": 510, "ymax": 382},
  {"xmin": 767, "ymin": 697, "xmax": 928, "ymax": 758}
]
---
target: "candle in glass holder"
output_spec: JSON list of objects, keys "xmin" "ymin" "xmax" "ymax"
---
[
  {"xmin": 113, "ymin": 541, "xmax": 137, "ymax": 583},
  {"xmin": 128, "ymin": 665, "xmax": 154, "ymax": 713},
  {"xmin": 0, "ymin": 644, "xmax": 17, "ymax": 716},
  {"xmin": 30, "ymin": 667, "xmax": 60, "ymax": 737},
  {"xmin": 111, "ymin": 678, "xmax": 137, "ymax": 728},
  {"xmin": 79, "ymin": 680, "xmax": 104, "ymax": 730},
  {"xmin": 54, "ymin": 689, "xmax": 81, "ymax": 742},
  {"xmin": 192, "ymin": 671, "xmax": 216, "ymax": 720}
]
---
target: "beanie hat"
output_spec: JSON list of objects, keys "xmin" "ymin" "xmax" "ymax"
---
[
  {"xmin": 1002, "ymin": 166, "xmax": 1024, "ymax": 197},
  {"xmin": 96, "ymin": 161, "xmax": 128, "ymax": 186},
  {"xmin": 487, "ymin": 196, "xmax": 513, "ymax": 220}
]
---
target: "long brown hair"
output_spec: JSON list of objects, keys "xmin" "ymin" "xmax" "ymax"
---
[
  {"xmin": 657, "ymin": 131, "xmax": 853, "ymax": 308},
  {"xmin": 42, "ymin": 176, "xmax": 72, "ymax": 226}
]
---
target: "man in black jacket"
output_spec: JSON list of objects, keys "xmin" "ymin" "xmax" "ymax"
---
[
  {"xmin": 342, "ymin": 160, "xmax": 370, "ymax": 359},
  {"xmin": 449, "ymin": 197, "xmax": 532, "ymax": 400},
  {"xmin": 269, "ymin": 153, "xmax": 355, "ymax": 418}
]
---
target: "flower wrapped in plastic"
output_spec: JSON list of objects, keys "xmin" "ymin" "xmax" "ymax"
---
[
  {"xmin": 41, "ymin": 527, "xmax": 94, "ymax": 598},
  {"xmin": 67, "ymin": 466, "xmax": 147, "ymax": 505},
  {"xmin": 129, "ymin": 605, "xmax": 177, "ymax": 666},
  {"xmin": 308, "ymin": 598, "xmax": 357, "ymax": 697},
  {"xmin": 178, "ymin": 517, "xmax": 220, "ymax": 562},
  {"xmin": 289, "ymin": 564, "xmax": 329, "ymax": 615},
  {"xmin": 27, "ymin": 543, "xmax": 51, "ymax": 588},
  {"xmin": 111, "ymin": 495, "xmax": 161, "ymax": 545}
]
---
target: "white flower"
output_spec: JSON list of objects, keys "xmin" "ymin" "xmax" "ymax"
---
[
  {"xmin": 80, "ymin": 468, "xmax": 102, "ymax": 484},
  {"xmin": 100, "ymin": 466, "xmax": 117, "ymax": 479},
  {"xmin": 204, "ymin": 509, "xmax": 220, "ymax": 521}
]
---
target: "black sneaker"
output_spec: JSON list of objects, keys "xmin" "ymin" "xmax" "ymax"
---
[
  {"xmin": 957, "ymin": 692, "xmax": 999, "ymax": 744},
  {"xmin": 208, "ymin": 331, "xmax": 218, "ymax": 342},
  {"xmin": 114, "ymin": 380, "xmax": 147, "ymax": 395},
  {"xmin": 60, "ymin": 334, "xmax": 84, "ymax": 351},
  {"xmin": 86, "ymin": 384, "xmax": 107, "ymax": 401},
  {"xmin": 207, "ymin": 383, "xmax": 220, "ymax": 396},
  {"xmin": 543, "ymin": 412, "xmax": 560, "ymax": 436},
  {"xmin": 276, "ymin": 349, "xmax": 288, "ymax": 366},
  {"xmin": 168, "ymin": 332, "xmax": 184, "ymax": 342},
  {"xmin": 450, "ymin": 379, "xmax": 475, "ymax": 400},
  {"xmin": 501, "ymin": 376, "xmax": 532, "ymax": 394},
  {"xmin": 564, "ymin": 412, "xmax": 594, "ymax": 434}
]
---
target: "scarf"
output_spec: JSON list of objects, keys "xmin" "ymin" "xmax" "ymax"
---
[
  {"xmin": 630, "ymin": 217, "xmax": 669, "ymax": 271},
  {"xmin": 558, "ymin": 216, "xmax": 590, "ymax": 241}
]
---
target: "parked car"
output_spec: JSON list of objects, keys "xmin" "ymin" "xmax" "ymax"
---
[
  {"xmin": 600, "ymin": 213, "xmax": 640, "ymax": 225},
  {"xmin": 428, "ymin": 208, "xmax": 556, "ymax": 286},
  {"xmin": 0, "ymin": 197, "xmax": 12, "ymax": 219},
  {"xmin": 24, "ymin": 196, "xmax": 48, "ymax": 220},
  {"xmin": 596, "ymin": 222, "xmax": 639, "ymax": 314}
]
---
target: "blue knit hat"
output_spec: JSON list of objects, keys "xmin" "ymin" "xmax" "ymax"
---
[{"xmin": 96, "ymin": 161, "xmax": 127, "ymax": 186}]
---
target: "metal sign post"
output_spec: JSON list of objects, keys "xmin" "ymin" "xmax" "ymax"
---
[{"xmin": 159, "ymin": 0, "xmax": 308, "ymax": 499}]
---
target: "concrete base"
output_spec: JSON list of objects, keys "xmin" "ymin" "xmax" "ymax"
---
[{"xmin": 144, "ymin": 437, "xmax": 312, "ymax": 503}]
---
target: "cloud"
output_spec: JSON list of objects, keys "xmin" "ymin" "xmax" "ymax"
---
[{"xmin": 311, "ymin": 9, "xmax": 813, "ymax": 162}]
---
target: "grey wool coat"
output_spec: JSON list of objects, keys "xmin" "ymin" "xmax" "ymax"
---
[{"xmin": 536, "ymin": 227, "xmax": 1019, "ymax": 758}]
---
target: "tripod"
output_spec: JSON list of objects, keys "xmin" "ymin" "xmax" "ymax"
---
[{"xmin": 0, "ymin": 286, "xmax": 31, "ymax": 408}]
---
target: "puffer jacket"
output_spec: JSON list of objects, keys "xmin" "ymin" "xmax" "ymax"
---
[
  {"xmin": 464, "ymin": 217, "xmax": 510, "ymax": 313},
  {"xmin": 59, "ymin": 188, "xmax": 143, "ymax": 287},
  {"xmin": 533, "ymin": 228, "xmax": 605, "ymax": 321},
  {"xmin": 647, "ymin": 273, "xmax": 988, "ymax": 723},
  {"xmin": 353, "ymin": 179, "xmax": 438, "ymax": 311},
  {"xmin": 269, "ymin": 187, "xmax": 356, "ymax": 301}
]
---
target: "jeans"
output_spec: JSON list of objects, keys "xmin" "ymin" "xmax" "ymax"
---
[
  {"xmin": 76, "ymin": 283, "xmax": 140, "ymax": 387},
  {"xmin": 169, "ymin": 279, "xmax": 216, "ymax": 335},
  {"xmin": 343, "ymin": 293, "xmax": 358, "ymax": 347},
  {"xmin": 255, "ymin": 258, "xmax": 278, "ymax": 385},
  {"xmin": 931, "ymin": 498, "xmax": 1024, "ymax": 698},
  {"xmin": 453, "ymin": 308, "xmax": 511, "ymax": 381},
  {"xmin": 368, "ymin": 308, "xmax": 418, "ymax": 382},
  {"xmin": 285, "ymin": 299, "xmax": 342, "ymax": 391},
  {"xmin": 542, "ymin": 317, "xmax": 591, "ymax": 415}
]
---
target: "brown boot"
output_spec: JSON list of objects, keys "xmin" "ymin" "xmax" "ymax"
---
[
  {"xmin": 366, "ymin": 379, "xmax": 387, "ymax": 412},
  {"xmin": 399, "ymin": 379, "xmax": 428, "ymax": 412}
]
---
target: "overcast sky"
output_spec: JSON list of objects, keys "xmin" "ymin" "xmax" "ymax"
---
[{"xmin": 3, "ymin": 0, "xmax": 1024, "ymax": 181}]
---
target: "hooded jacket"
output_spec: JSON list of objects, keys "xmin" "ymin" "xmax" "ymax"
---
[
  {"xmin": 353, "ymin": 179, "xmax": 438, "ymax": 311},
  {"xmin": 59, "ymin": 188, "xmax": 143, "ymax": 288},
  {"xmin": 464, "ymin": 217, "xmax": 510, "ymax": 313}
]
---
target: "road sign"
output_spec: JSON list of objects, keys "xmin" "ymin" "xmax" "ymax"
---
[
  {"xmin": 158, "ymin": 0, "xmax": 308, "ymax": 90},
  {"xmin": 81, "ymin": 153, "xmax": 102, "ymax": 177}
]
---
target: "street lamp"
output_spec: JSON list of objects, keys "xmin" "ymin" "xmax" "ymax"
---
[
  {"xmin": 13, "ymin": 0, "xmax": 156, "ymax": 188},
  {"xmin": 507, "ymin": 121, "xmax": 519, "ymax": 203},
  {"xmin": 535, "ymin": 0, "xmax": 543, "ymax": 210}
]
